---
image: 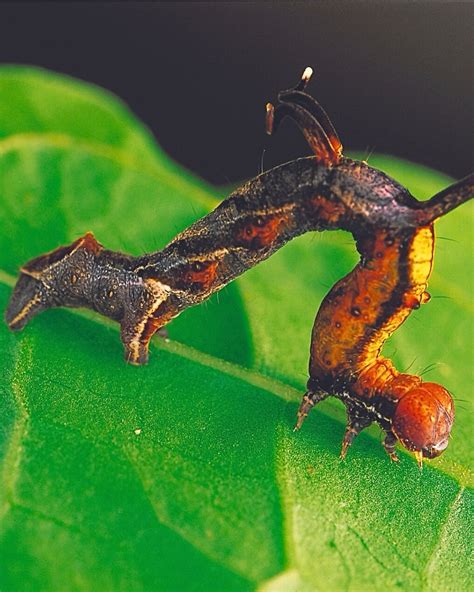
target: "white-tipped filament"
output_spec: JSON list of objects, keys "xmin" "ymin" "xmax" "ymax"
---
[{"xmin": 302, "ymin": 66, "xmax": 313, "ymax": 83}]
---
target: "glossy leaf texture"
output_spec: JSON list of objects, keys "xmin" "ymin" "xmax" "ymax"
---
[{"xmin": 0, "ymin": 67, "xmax": 472, "ymax": 592}]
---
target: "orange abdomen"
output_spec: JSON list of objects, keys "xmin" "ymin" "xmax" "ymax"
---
[{"xmin": 310, "ymin": 225, "xmax": 435, "ymax": 393}]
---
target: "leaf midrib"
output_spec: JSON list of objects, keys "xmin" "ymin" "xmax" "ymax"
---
[
  {"xmin": 0, "ymin": 132, "xmax": 219, "ymax": 211},
  {"xmin": 1, "ymin": 132, "xmax": 471, "ymax": 488},
  {"xmin": 0, "ymin": 269, "xmax": 471, "ymax": 488}
]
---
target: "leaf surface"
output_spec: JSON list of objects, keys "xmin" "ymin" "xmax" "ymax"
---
[{"xmin": 0, "ymin": 67, "xmax": 472, "ymax": 592}]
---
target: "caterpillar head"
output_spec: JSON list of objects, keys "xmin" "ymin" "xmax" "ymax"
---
[{"xmin": 390, "ymin": 377, "xmax": 454, "ymax": 465}]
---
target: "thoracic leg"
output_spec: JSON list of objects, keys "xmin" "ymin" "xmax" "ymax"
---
[
  {"xmin": 382, "ymin": 431, "xmax": 400, "ymax": 462},
  {"xmin": 340, "ymin": 410, "xmax": 372, "ymax": 459},
  {"xmin": 294, "ymin": 390, "xmax": 329, "ymax": 431}
]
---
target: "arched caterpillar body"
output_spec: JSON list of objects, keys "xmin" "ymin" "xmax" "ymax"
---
[{"xmin": 5, "ymin": 68, "xmax": 473, "ymax": 466}]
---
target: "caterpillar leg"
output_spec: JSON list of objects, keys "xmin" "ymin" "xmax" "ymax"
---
[
  {"xmin": 120, "ymin": 308, "xmax": 170, "ymax": 366},
  {"xmin": 382, "ymin": 431, "xmax": 400, "ymax": 463},
  {"xmin": 120, "ymin": 282, "xmax": 179, "ymax": 365},
  {"xmin": 340, "ymin": 413, "xmax": 372, "ymax": 460},
  {"xmin": 120, "ymin": 316, "xmax": 153, "ymax": 366},
  {"xmin": 294, "ymin": 389, "xmax": 328, "ymax": 431}
]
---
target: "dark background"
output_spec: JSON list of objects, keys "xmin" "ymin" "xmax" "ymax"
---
[{"xmin": 1, "ymin": 2, "xmax": 472, "ymax": 182}]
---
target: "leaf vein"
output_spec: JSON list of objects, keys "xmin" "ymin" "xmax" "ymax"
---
[
  {"xmin": 0, "ymin": 339, "xmax": 32, "ymax": 524},
  {"xmin": 422, "ymin": 486, "xmax": 466, "ymax": 589},
  {"xmin": 0, "ymin": 273, "xmax": 472, "ymax": 488}
]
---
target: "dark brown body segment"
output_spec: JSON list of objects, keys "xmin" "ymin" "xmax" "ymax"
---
[{"xmin": 5, "ymin": 68, "xmax": 473, "ymax": 465}]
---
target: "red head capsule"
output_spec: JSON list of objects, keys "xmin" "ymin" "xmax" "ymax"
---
[{"xmin": 392, "ymin": 383, "xmax": 454, "ymax": 459}]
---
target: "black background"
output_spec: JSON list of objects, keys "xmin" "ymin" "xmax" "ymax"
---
[{"xmin": 1, "ymin": 2, "xmax": 472, "ymax": 183}]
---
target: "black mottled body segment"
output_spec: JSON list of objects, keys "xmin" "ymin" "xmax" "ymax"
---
[
  {"xmin": 5, "ymin": 68, "xmax": 473, "ymax": 465},
  {"xmin": 135, "ymin": 157, "xmax": 419, "ymax": 295}
]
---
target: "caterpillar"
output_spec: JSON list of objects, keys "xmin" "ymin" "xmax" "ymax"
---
[{"xmin": 5, "ymin": 68, "xmax": 473, "ymax": 467}]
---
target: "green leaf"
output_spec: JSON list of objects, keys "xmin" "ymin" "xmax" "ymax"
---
[
  {"xmin": 0, "ymin": 67, "xmax": 472, "ymax": 592},
  {"xmin": 0, "ymin": 66, "xmax": 160, "ymax": 167},
  {"xmin": 0, "ymin": 65, "xmax": 216, "ymax": 196}
]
